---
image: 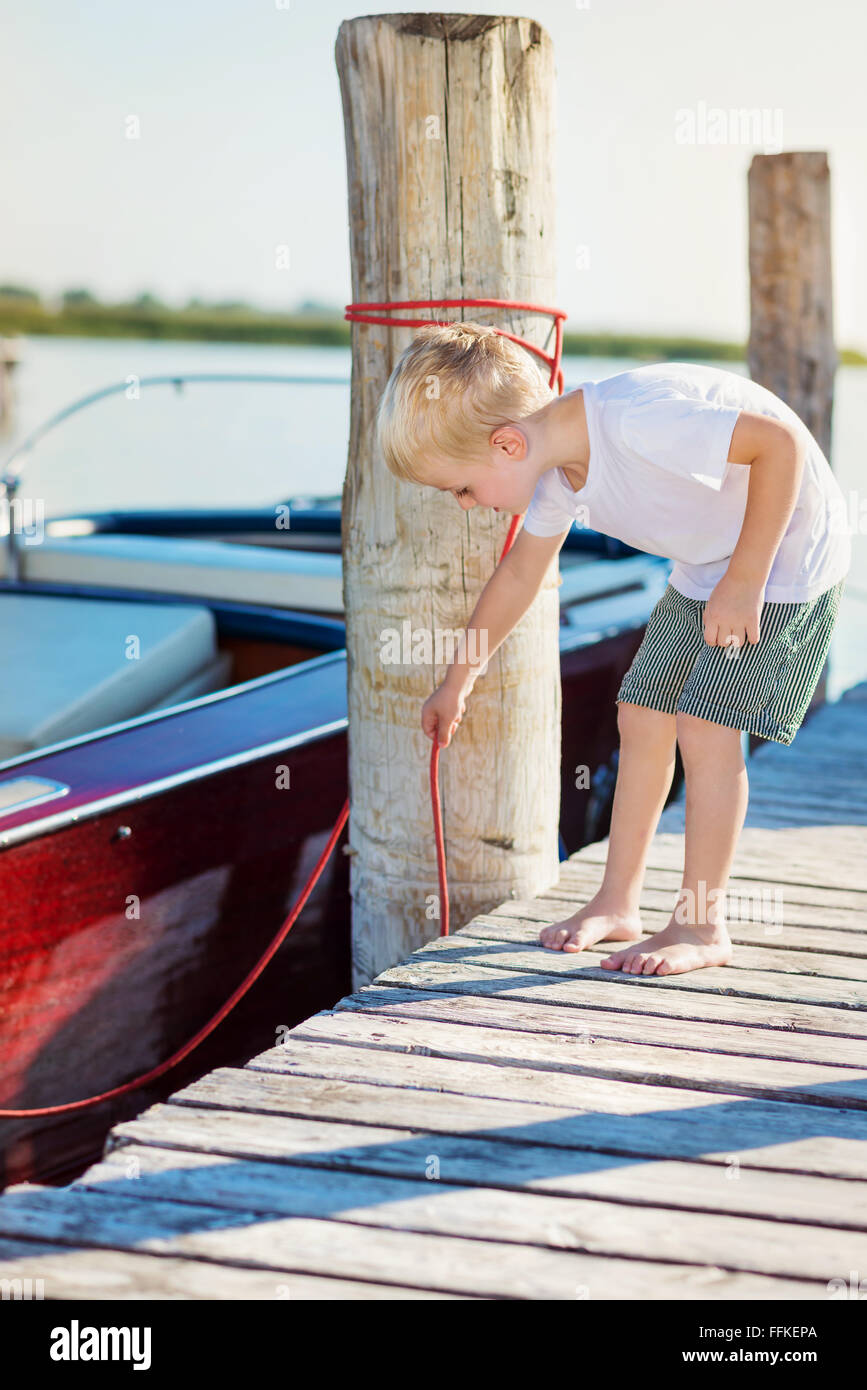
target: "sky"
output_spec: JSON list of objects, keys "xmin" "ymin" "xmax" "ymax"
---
[{"xmin": 2, "ymin": 0, "xmax": 865, "ymax": 347}]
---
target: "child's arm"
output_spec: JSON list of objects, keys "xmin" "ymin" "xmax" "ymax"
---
[
  {"xmin": 704, "ymin": 412, "xmax": 806, "ymax": 649},
  {"xmin": 421, "ymin": 525, "xmax": 572, "ymax": 747}
]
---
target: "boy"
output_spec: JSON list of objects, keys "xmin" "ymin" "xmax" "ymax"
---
[{"xmin": 375, "ymin": 321, "xmax": 850, "ymax": 976}]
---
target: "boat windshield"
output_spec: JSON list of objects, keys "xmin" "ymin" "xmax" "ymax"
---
[{"xmin": 1, "ymin": 371, "xmax": 349, "ymax": 522}]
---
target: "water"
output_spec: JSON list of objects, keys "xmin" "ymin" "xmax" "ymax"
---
[{"xmin": 2, "ymin": 334, "xmax": 865, "ymax": 697}]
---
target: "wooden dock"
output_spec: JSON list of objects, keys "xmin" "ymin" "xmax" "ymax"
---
[{"xmin": 1, "ymin": 683, "xmax": 866, "ymax": 1300}]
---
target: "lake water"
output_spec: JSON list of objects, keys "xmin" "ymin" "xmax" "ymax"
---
[{"xmin": 2, "ymin": 334, "xmax": 865, "ymax": 698}]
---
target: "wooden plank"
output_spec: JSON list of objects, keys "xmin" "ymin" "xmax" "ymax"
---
[
  {"xmin": 0, "ymin": 1184, "xmax": 810, "ymax": 1300},
  {"xmin": 68, "ymin": 1143, "xmax": 867, "ymax": 1283},
  {"xmin": 556, "ymin": 860, "xmax": 867, "ymax": 915},
  {"xmin": 107, "ymin": 1101, "xmax": 867, "ymax": 1218},
  {"xmin": 748, "ymin": 780, "xmax": 861, "ymax": 807},
  {"xmin": 340, "ymin": 984, "xmax": 867, "ymax": 1068},
  {"xmin": 410, "ymin": 935, "xmax": 867, "ymax": 1011},
  {"xmin": 737, "ymin": 766, "xmax": 867, "ymax": 798},
  {"xmin": 667, "ymin": 808, "xmax": 862, "ymax": 831},
  {"xmin": 735, "ymin": 796, "xmax": 867, "ymax": 825},
  {"xmin": 456, "ymin": 916, "xmax": 867, "ymax": 982},
  {"xmin": 741, "ymin": 758, "xmax": 867, "ymax": 791},
  {"xmin": 164, "ymin": 1063, "xmax": 867, "ymax": 1180},
  {"xmin": 279, "ymin": 1005, "xmax": 867, "ymax": 1108},
  {"xmin": 0, "ymin": 1236, "xmax": 451, "ymax": 1300},
  {"xmin": 542, "ymin": 875, "xmax": 867, "ymax": 939},
  {"xmin": 376, "ymin": 954, "xmax": 867, "ymax": 1040},
  {"xmin": 573, "ymin": 828, "xmax": 867, "ymax": 892},
  {"xmin": 726, "ymin": 803, "xmax": 866, "ymax": 829},
  {"xmin": 497, "ymin": 896, "xmax": 867, "ymax": 957},
  {"xmin": 545, "ymin": 870, "xmax": 867, "ymax": 932},
  {"xmin": 578, "ymin": 822, "xmax": 867, "ymax": 867},
  {"xmin": 249, "ymin": 1026, "xmax": 867, "ymax": 1113},
  {"xmin": 741, "ymin": 770, "xmax": 867, "ymax": 800}
]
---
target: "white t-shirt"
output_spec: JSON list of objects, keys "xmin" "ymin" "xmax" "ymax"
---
[{"xmin": 521, "ymin": 362, "xmax": 851, "ymax": 603}]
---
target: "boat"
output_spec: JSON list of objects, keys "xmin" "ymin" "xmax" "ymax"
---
[{"xmin": 0, "ymin": 372, "xmax": 671, "ymax": 1187}]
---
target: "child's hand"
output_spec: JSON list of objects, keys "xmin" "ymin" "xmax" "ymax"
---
[
  {"xmin": 421, "ymin": 681, "xmax": 468, "ymax": 747},
  {"xmin": 703, "ymin": 575, "xmax": 763, "ymax": 650}
]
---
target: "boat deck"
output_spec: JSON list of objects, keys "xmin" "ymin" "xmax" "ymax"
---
[{"xmin": 1, "ymin": 684, "xmax": 866, "ymax": 1299}]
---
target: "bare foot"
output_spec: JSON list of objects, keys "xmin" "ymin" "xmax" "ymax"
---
[
  {"xmin": 539, "ymin": 896, "xmax": 643, "ymax": 953},
  {"xmin": 600, "ymin": 919, "xmax": 732, "ymax": 976}
]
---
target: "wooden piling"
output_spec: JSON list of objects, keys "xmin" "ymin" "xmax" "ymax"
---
[
  {"xmin": 335, "ymin": 15, "xmax": 562, "ymax": 987},
  {"xmin": 748, "ymin": 151, "xmax": 836, "ymax": 710},
  {"xmin": 0, "ymin": 338, "xmax": 20, "ymax": 435},
  {"xmin": 747, "ymin": 151, "xmax": 836, "ymax": 457}
]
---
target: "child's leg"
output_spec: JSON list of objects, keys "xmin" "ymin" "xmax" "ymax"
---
[
  {"xmin": 539, "ymin": 701, "xmax": 678, "ymax": 951},
  {"xmin": 601, "ymin": 711, "xmax": 746, "ymax": 974},
  {"xmin": 600, "ymin": 579, "xmax": 846, "ymax": 975}
]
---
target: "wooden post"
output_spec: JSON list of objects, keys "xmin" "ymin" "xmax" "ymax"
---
[
  {"xmin": 748, "ymin": 152, "xmax": 836, "ymax": 457},
  {"xmin": 336, "ymin": 14, "xmax": 561, "ymax": 987},
  {"xmin": 0, "ymin": 338, "xmax": 20, "ymax": 436},
  {"xmin": 747, "ymin": 151, "xmax": 836, "ymax": 713}
]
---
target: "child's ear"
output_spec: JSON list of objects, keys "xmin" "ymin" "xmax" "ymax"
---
[{"xmin": 490, "ymin": 424, "xmax": 526, "ymax": 459}]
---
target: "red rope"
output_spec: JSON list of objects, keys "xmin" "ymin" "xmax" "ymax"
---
[
  {"xmin": 428, "ymin": 513, "xmax": 521, "ymax": 935},
  {"xmin": 0, "ymin": 296, "xmax": 565, "ymax": 1117},
  {"xmin": 344, "ymin": 298, "xmax": 566, "ymax": 396},
  {"xmin": 0, "ymin": 804, "xmax": 349, "ymax": 1117}
]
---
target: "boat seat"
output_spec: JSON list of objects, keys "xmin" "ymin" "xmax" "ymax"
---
[
  {"xmin": 0, "ymin": 593, "xmax": 220, "ymax": 760},
  {"xmin": 2, "ymin": 533, "xmax": 344, "ymax": 614}
]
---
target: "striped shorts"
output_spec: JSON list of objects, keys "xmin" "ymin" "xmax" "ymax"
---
[{"xmin": 616, "ymin": 578, "xmax": 846, "ymax": 745}]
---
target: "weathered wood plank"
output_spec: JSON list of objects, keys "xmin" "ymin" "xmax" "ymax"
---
[
  {"xmin": 742, "ymin": 773, "xmax": 867, "ymax": 803},
  {"xmin": 496, "ymin": 898, "xmax": 867, "ymax": 958},
  {"xmin": 455, "ymin": 916, "xmax": 867, "ymax": 982},
  {"xmin": 277, "ymin": 1005, "xmax": 867, "ymax": 1108},
  {"xmin": 0, "ymin": 1184, "xmax": 808, "ymax": 1300},
  {"xmin": 0, "ymin": 1236, "xmax": 452, "ymax": 1299},
  {"xmin": 741, "ymin": 788, "xmax": 863, "ymax": 813},
  {"xmin": 740, "ymin": 775, "xmax": 867, "ymax": 808},
  {"xmin": 374, "ymin": 954, "xmax": 867, "ymax": 1040},
  {"xmin": 732, "ymin": 797, "xmax": 867, "ymax": 826},
  {"xmin": 556, "ymin": 860, "xmax": 867, "ymax": 916},
  {"xmin": 663, "ymin": 807, "xmax": 862, "ymax": 831},
  {"xmin": 248, "ymin": 1028, "xmax": 867, "ymax": 1113},
  {"xmin": 339, "ymin": 984, "xmax": 867, "ymax": 1068},
  {"xmin": 573, "ymin": 829, "xmax": 867, "ymax": 892},
  {"xmin": 70, "ymin": 1144, "xmax": 867, "ymax": 1283},
  {"xmin": 535, "ymin": 878, "xmax": 867, "ymax": 941},
  {"xmin": 107, "ymin": 1101, "xmax": 867, "ymax": 1213},
  {"xmin": 408, "ymin": 935, "xmax": 867, "ymax": 1011},
  {"xmin": 165, "ymin": 1064, "xmax": 867, "ymax": 1179}
]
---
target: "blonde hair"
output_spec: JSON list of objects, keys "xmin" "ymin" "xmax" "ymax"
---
[{"xmin": 375, "ymin": 320, "xmax": 555, "ymax": 485}]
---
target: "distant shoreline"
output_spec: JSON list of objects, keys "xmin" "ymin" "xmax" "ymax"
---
[{"xmin": 1, "ymin": 299, "xmax": 865, "ymax": 366}]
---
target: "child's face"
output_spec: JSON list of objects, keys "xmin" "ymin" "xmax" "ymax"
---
[
  {"xmin": 426, "ymin": 429, "xmax": 535, "ymax": 515},
  {"xmin": 433, "ymin": 464, "xmax": 513, "ymax": 514}
]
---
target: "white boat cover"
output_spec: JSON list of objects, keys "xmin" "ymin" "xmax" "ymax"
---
[
  {"xmin": 0, "ymin": 593, "xmax": 219, "ymax": 760},
  {"xmin": 3, "ymin": 533, "xmax": 344, "ymax": 614}
]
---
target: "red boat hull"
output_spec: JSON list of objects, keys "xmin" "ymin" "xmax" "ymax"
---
[
  {"xmin": 0, "ymin": 652, "xmax": 352, "ymax": 1188},
  {"xmin": 0, "ymin": 624, "xmax": 648, "ymax": 1188}
]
